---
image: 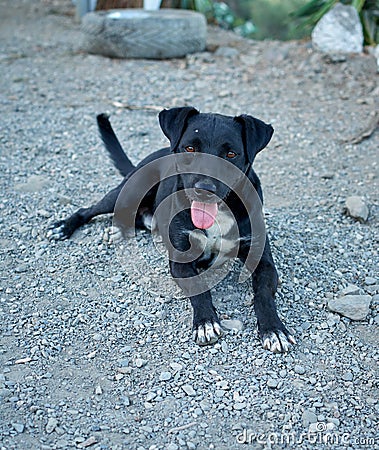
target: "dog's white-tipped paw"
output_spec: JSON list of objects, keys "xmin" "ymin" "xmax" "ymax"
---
[
  {"xmin": 109, "ymin": 226, "xmax": 123, "ymax": 243},
  {"xmin": 193, "ymin": 321, "xmax": 222, "ymax": 346},
  {"xmin": 47, "ymin": 222, "xmax": 69, "ymax": 241},
  {"xmin": 262, "ymin": 331, "xmax": 295, "ymax": 353}
]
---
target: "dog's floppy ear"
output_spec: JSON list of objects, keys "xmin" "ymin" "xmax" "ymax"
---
[
  {"xmin": 235, "ymin": 114, "xmax": 274, "ymax": 164},
  {"xmin": 159, "ymin": 107, "xmax": 199, "ymax": 151}
]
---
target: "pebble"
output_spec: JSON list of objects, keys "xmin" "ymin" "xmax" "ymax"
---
[
  {"xmin": 166, "ymin": 444, "xmax": 179, "ymax": 450},
  {"xmin": 46, "ymin": 417, "xmax": 58, "ymax": 434},
  {"xmin": 341, "ymin": 284, "xmax": 361, "ymax": 296},
  {"xmin": 220, "ymin": 319, "xmax": 243, "ymax": 331},
  {"xmin": 135, "ymin": 359, "xmax": 148, "ymax": 368},
  {"xmin": 267, "ymin": 378, "xmax": 278, "ymax": 388},
  {"xmin": 170, "ymin": 362, "xmax": 183, "ymax": 372},
  {"xmin": 216, "ymin": 380, "xmax": 229, "ymax": 390},
  {"xmin": 233, "ymin": 402, "xmax": 247, "ymax": 410},
  {"xmin": 365, "ymin": 277, "xmax": 376, "ymax": 286},
  {"xmin": 78, "ymin": 436, "xmax": 97, "ymax": 448},
  {"xmin": 182, "ymin": 384, "xmax": 196, "ymax": 396},
  {"xmin": 200, "ymin": 400, "xmax": 211, "ymax": 411},
  {"xmin": 146, "ymin": 392, "xmax": 157, "ymax": 402},
  {"xmin": 294, "ymin": 365, "xmax": 306, "ymax": 375},
  {"xmin": 12, "ymin": 423, "xmax": 24, "ymax": 433},
  {"xmin": 159, "ymin": 371, "xmax": 172, "ymax": 381},
  {"xmin": 342, "ymin": 372, "xmax": 353, "ymax": 381},
  {"xmin": 302, "ymin": 410, "xmax": 317, "ymax": 425},
  {"xmin": 221, "ymin": 341, "xmax": 228, "ymax": 353},
  {"xmin": 215, "ymin": 46, "xmax": 240, "ymax": 58},
  {"xmin": 345, "ymin": 196, "xmax": 369, "ymax": 222}
]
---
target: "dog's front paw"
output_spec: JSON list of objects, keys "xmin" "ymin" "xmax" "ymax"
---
[
  {"xmin": 193, "ymin": 320, "xmax": 222, "ymax": 346},
  {"xmin": 261, "ymin": 330, "xmax": 296, "ymax": 353},
  {"xmin": 47, "ymin": 220, "xmax": 74, "ymax": 241}
]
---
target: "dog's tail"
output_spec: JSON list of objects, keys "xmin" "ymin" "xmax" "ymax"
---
[{"xmin": 97, "ymin": 113, "xmax": 135, "ymax": 177}]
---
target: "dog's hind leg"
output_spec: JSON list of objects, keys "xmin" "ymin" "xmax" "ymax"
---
[{"xmin": 48, "ymin": 181, "xmax": 125, "ymax": 240}]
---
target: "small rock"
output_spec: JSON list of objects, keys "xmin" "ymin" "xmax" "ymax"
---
[
  {"xmin": 146, "ymin": 392, "xmax": 156, "ymax": 402},
  {"xmin": 302, "ymin": 410, "xmax": 317, "ymax": 426},
  {"xmin": 345, "ymin": 196, "xmax": 369, "ymax": 222},
  {"xmin": 159, "ymin": 371, "xmax": 172, "ymax": 381},
  {"xmin": 216, "ymin": 380, "xmax": 229, "ymax": 390},
  {"xmin": 122, "ymin": 396, "xmax": 131, "ymax": 406},
  {"xmin": 111, "ymin": 274, "xmax": 123, "ymax": 282},
  {"xmin": 12, "ymin": 423, "xmax": 24, "ymax": 433},
  {"xmin": 221, "ymin": 341, "xmax": 228, "ymax": 353},
  {"xmin": 182, "ymin": 384, "xmax": 196, "ymax": 396},
  {"xmin": 328, "ymin": 295, "xmax": 371, "ymax": 320},
  {"xmin": 221, "ymin": 319, "xmax": 243, "ymax": 332},
  {"xmin": 15, "ymin": 265, "xmax": 28, "ymax": 273},
  {"xmin": 215, "ymin": 389, "xmax": 225, "ymax": 397},
  {"xmin": 366, "ymin": 285, "xmax": 379, "ymax": 295},
  {"xmin": 365, "ymin": 277, "xmax": 377, "ymax": 286},
  {"xmin": 342, "ymin": 371, "xmax": 353, "ymax": 381},
  {"xmin": 118, "ymin": 359, "xmax": 129, "ymax": 367},
  {"xmin": 267, "ymin": 378, "xmax": 278, "ymax": 389},
  {"xmin": 135, "ymin": 358, "xmax": 147, "ymax": 368},
  {"xmin": 117, "ymin": 367, "xmax": 132, "ymax": 374},
  {"xmin": 341, "ymin": 284, "xmax": 361, "ymax": 296},
  {"xmin": 294, "ymin": 365, "xmax": 306, "ymax": 375},
  {"xmin": 46, "ymin": 417, "xmax": 58, "ymax": 434},
  {"xmin": 170, "ymin": 362, "xmax": 182, "ymax": 372},
  {"xmin": 328, "ymin": 418, "xmax": 340, "ymax": 427},
  {"xmin": 215, "ymin": 46, "xmax": 239, "ymax": 58},
  {"xmin": 199, "ymin": 399, "xmax": 211, "ymax": 411},
  {"xmin": 233, "ymin": 402, "xmax": 247, "ymax": 410},
  {"xmin": 166, "ymin": 444, "xmax": 179, "ymax": 450},
  {"xmin": 78, "ymin": 436, "xmax": 97, "ymax": 448}
]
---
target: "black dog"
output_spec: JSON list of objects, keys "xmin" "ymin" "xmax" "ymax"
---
[{"xmin": 50, "ymin": 107, "xmax": 295, "ymax": 353}]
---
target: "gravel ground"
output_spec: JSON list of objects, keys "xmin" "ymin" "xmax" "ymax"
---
[{"xmin": 1, "ymin": 1, "xmax": 378, "ymax": 449}]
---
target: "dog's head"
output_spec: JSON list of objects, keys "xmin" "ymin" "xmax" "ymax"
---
[{"xmin": 159, "ymin": 107, "xmax": 273, "ymax": 229}]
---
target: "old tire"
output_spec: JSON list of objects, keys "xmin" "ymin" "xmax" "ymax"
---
[{"xmin": 80, "ymin": 9, "xmax": 207, "ymax": 59}]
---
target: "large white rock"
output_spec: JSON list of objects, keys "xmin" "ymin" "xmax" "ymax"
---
[{"xmin": 312, "ymin": 3, "xmax": 363, "ymax": 54}]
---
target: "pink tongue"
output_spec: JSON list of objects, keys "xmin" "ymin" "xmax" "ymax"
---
[{"xmin": 191, "ymin": 201, "xmax": 218, "ymax": 229}]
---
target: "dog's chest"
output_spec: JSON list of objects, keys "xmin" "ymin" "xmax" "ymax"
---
[{"xmin": 190, "ymin": 209, "xmax": 239, "ymax": 266}]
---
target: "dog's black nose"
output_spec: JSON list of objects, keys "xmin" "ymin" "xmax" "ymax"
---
[{"xmin": 194, "ymin": 181, "xmax": 217, "ymax": 199}]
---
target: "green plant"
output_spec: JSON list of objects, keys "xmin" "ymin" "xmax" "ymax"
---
[
  {"xmin": 292, "ymin": 0, "xmax": 379, "ymax": 45},
  {"xmin": 181, "ymin": 0, "xmax": 256, "ymax": 37}
]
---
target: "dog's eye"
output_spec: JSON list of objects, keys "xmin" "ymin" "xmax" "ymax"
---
[
  {"xmin": 226, "ymin": 151, "xmax": 237, "ymax": 158},
  {"xmin": 185, "ymin": 146, "xmax": 196, "ymax": 153}
]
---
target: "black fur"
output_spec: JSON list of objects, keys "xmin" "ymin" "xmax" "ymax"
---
[{"xmin": 50, "ymin": 108, "xmax": 295, "ymax": 353}]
